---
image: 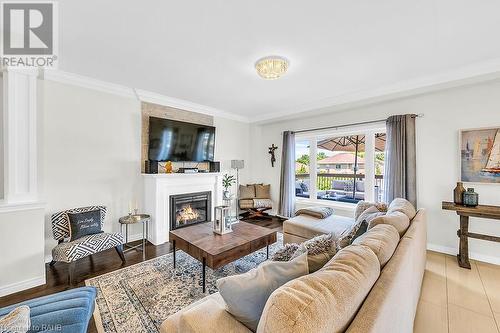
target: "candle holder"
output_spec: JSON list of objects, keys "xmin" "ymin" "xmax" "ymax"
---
[{"xmin": 213, "ymin": 205, "xmax": 232, "ymax": 235}]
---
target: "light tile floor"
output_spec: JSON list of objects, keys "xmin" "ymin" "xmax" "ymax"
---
[{"xmin": 414, "ymin": 251, "xmax": 500, "ymax": 333}]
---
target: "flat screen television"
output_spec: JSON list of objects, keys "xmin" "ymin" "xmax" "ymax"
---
[{"xmin": 148, "ymin": 117, "xmax": 216, "ymax": 162}]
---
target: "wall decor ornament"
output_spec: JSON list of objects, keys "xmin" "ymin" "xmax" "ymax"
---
[
  {"xmin": 268, "ymin": 144, "xmax": 278, "ymax": 167},
  {"xmin": 463, "ymin": 188, "xmax": 479, "ymax": 207},
  {"xmin": 460, "ymin": 127, "xmax": 500, "ymax": 183},
  {"xmin": 453, "ymin": 182, "xmax": 466, "ymax": 205}
]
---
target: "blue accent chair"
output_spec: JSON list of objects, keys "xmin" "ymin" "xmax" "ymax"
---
[{"xmin": 0, "ymin": 287, "xmax": 96, "ymax": 333}]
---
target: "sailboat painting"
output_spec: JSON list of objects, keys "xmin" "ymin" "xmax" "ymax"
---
[{"xmin": 460, "ymin": 127, "xmax": 500, "ymax": 183}]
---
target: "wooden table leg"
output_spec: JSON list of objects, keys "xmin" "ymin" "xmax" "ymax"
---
[
  {"xmin": 266, "ymin": 244, "xmax": 269, "ymax": 260},
  {"xmin": 202, "ymin": 257, "xmax": 206, "ymax": 293},
  {"xmin": 457, "ymin": 215, "xmax": 472, "ymax": 269},
  {"xmin": 172, "ymin": 239, "xmax": 176, "ymax": 269}
]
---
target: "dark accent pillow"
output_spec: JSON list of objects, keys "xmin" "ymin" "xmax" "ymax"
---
[{"xmin": 67, "ymin": 210, "xmax": 102, "ymax": 241}]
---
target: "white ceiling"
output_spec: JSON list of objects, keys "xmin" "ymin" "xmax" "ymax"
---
[{"xmin": 59, "ymin": 0, "xmax": 500, "ymax": 121}]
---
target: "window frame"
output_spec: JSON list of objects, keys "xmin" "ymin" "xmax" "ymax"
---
[{"xmin": 294, "ymin": 123, "xmax": 386, "ymax": 208}]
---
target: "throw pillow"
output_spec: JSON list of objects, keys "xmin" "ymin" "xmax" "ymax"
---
[
  {"xmin": 343, "ymin": 181, "xmax": 354, "ymax": 192},
  {"xmin": 354, "ymin": 201, "xmax": 388, "ymax": 221},
  {"xmin": 217, "ymin": 253, "xmax": 308, "ymax": 331},
  {"xmin": 0, "ymin": 305, "xmax": 30, "ymax": 333},
  {"xmin": 255, "ymin": 184, "xmax": 271, "ymax": 199},
  {"xmin": 291, "ymin": 233, "xmax": 338, "ymax": 273},
  {"xmin": 271, "ymin": 243, "xmax": 300, "ymax": 262},
  {"xmin": 387, "ymin": 198, "xmax": 417, "ymax": 220},
  {"xmin": 239, "ymin": 185, "xmax": 256, "ymax": 199},
  {"xmin": 67, "ymin": 210, "xmax": 102, "ymax": 241},
  {"xmin": 338, "ymin": 219, "xmax": 368, "ymax": 249}
]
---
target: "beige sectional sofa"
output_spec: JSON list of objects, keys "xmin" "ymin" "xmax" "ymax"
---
[{"xmin": 161, "ymin": 204, "xmax": 426, "ymax": 333}]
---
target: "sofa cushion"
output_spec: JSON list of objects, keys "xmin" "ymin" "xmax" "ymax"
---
[
  {"xmin": 369, "ymin": 211, "xmax": 410, "ymax": 237},
  {"xmin": 257, "ymin": 245, "xmax": 380, "ymax": 333},
  {"xmin": 178, "ymin": 298, "xmax": 252, "ymax": 333},
  {"xmin": 353, "ymin": 224, "xmax": 400, "ymax": 267},
  {"xmin": 240, "ymin": 185, "xmax": 256, "ymax": 199},
  {"xmin": 283, "ymin": 214, "xmax": 355, "ymax": 241},
  {"xmin": 387, "ymin": 198, "xmax": 416, "ymax": 220},
  {"xmin": 255, "ymin": 184, "xmax": 271, "ymax": 199},
  {"xmin": 52, "ymin": 232, "xmax": 124, "ymax": 262},
  {"xmin": 217, "ymin": 253, "xmax": 308, "ymax": 331},
  {"xmin": 332, "ymin": 180, "xmax": 347, "ymax": 190}
]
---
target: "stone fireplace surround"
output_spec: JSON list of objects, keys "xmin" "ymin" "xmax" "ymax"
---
[{"xmin": 143, "ymin": 173, "xmax": 223, "ymax": 245}]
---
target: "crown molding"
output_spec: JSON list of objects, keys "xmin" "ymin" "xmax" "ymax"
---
[
  {"xmin": 42, "ymin": 69, "xmax": 138, "ymax": 99},
  {"xmin": 41, "ymin": 69, "xmax": 250, "ymax": 122},
  {"xmin": 135, "ymin": 89, "xmax": 250, "ymax": 123},
  {"xmin": 251, "ymin": 58, "xmax": 500, "ymax": 123}
]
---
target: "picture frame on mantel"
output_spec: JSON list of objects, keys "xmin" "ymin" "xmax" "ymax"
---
[{"xmin": 459, "ymin": 126, "xmax": 500, "ymax": 184}]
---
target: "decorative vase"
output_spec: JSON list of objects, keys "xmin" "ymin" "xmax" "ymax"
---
[
  {"xmin": 463, "ymin": 188, "xmax": 479, "ymax": 207},
  {"xmin": 453, "ymin": 182, "xmax": 465, "ymax": 205},
  {"xmin": 223, "ymin": 190, "xmax": 231, "ymax": 200}
]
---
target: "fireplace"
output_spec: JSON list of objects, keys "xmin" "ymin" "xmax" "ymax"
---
[{"xmin": 170, "ymin": 191, "xmax": 212, "ymax": 230}]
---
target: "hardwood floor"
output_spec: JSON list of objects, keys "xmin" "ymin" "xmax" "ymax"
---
[
  {"xmin": 0, "ymin": 216, "xmax": 284, "ymax": 333},
  {"xmin": 0, "ymin": 240, "xmax": 172, "ymax": 333}
]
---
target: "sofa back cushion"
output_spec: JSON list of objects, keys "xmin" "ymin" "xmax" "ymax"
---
[
  {"xmin": 387, "ymin": 198, "xmax": 417, "ymax": 220},
  {"xmin": 369, "ymin": 211, "xmax": 410, "ymax": 237},
  {"xmin": 257, "ymin": 245, "xmax": 380, "ymax": 333},
  {"xmin": 332, "ymin": 180, "xmax": 347, "ymax": 190},
  {"xmin": 353, "ymin": 224, "xmax": 400, "ymax": 267},
  {"xmin": 240, "ymin": 185, "xmax": 256, "ymax": 199}
]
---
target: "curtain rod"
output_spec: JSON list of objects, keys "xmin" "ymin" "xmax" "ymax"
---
[{"xmin": 292, "ymin": 113, "xmax": 423, "ymax": 134}]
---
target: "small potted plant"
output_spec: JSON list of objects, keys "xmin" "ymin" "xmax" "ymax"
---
[{"xmin": 222, "ymin": 174, "xmax": 236, "ymax": 200}]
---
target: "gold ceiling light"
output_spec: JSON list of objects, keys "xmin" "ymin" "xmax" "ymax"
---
[{"xmin": 255, "ymin": 56, "xmax": 289, "ymax": 79}]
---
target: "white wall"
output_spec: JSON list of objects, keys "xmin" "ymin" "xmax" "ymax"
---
[
  {"xmin": 41, "ymin": 80, "xmax": 251, "ymax": 260},
  {"xmin": 250, "ymin": 79, "xmax": 500, "ymax": 264},
  {"xmin": 0, "ymin": 207, "xmax": 45, "ymax": 297},
  {"xmin": 42, "ymin": 80, "xmax": 142, "ymax": 258},
  {"xmin": 0, "ymin": 76, "xmax": 3, "ymax": 200}
]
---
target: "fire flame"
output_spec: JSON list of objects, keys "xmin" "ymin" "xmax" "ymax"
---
[{"xmin": 177, "ymin": 205, "xmax": 200, "ymax": 224}]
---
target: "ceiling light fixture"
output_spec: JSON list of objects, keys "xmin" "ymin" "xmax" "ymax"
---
[{"xmin": 255, "ymin": 56, "xmax": 289, "ymax": 79}]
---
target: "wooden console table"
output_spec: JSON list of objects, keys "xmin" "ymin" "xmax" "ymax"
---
[{"xmin": 442, "ymin": 201, "xmax": 500, "ymax": 269}]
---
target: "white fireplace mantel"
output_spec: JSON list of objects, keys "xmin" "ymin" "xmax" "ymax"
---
[{"xmin": 143, "ymin": 172, "xmax": 223, "ymax": 245}]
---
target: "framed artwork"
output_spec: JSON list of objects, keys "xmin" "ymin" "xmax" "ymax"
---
[{"xmin": 460, "ymin": 127, "xmax": 500, "ymax": 184}]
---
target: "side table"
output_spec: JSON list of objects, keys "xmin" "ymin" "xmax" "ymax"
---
[
  {"xmin": 119, "ymin": 213, "xmax": 150, "ymax": 260},
  {"xmin": 442, "ymin": 202, "xmax": 500, "ymax": 269}
]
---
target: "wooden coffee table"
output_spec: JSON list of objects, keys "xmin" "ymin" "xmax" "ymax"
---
[{"xmin": 169, "ymin": 221, "xmax": 277, "ymax": 292}]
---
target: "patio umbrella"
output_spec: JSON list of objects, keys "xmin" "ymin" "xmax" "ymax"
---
[{"xmin": 317, "ymin": 134, "xmax": 386, "ymax": 199}]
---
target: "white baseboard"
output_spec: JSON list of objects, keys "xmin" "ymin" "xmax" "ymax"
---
[
  {"xmin": 44, "ymin": 233, "xmax": 147, "ymax": 263},
  {"xmin": 427, "ymin": 243, "xmax": 500, "ymax": 266},
  {"xmin": 0, "ymin": 276, "xmax": 46, "ymax": 297}
]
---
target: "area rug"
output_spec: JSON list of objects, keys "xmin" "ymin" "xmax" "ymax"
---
[{"xmin": 85, "ymin": 234, "xmax": 283, "ymax": 333}]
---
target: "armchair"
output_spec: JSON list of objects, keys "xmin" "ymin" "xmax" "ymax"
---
[{"xmin": 49, "ymin": 206, "xmax": 125, "ymax": 284}]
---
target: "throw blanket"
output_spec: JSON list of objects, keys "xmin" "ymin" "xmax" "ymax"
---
[{"xmin": 295, "ymin": 206, "xmax": 334, "ymax": 219}]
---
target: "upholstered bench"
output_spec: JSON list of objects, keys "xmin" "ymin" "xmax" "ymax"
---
[
  {"xmin": 0, "ymin": 287, "xmax": 96, "ymax": 333},
  {"xmin": 283, "ymin": 214, "xmax": 355, "ymax": 244}
]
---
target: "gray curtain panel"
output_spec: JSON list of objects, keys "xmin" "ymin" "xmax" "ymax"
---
[
  {"xmin": 384, "ymin": 114, "xmax": 417, "ymax": 207},
  {"xmin": 279, "ymin": 131, "xmax": 296, "ymax": 217}
]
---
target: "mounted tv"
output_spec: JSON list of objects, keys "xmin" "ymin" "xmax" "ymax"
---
[{"xmin": 148, "ymin": 117, "xmax": 215, "ymax": 162}]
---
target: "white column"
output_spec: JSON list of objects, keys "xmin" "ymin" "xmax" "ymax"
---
[
  {"xmin": 364, "ymin": 131, "xmax": 375, "ymax": 202},
  {"xmin": 2, "ymin": 67, "xmax": 39, "ymax": 204},
  {"xmin": 309, "ymin": 138, "xmax": 318, "ymax": 200}
]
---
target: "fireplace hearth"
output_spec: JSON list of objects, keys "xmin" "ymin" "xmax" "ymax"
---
[{"xmin": 170, "ymin": 191, "xmax": 211, "ymax": 230}]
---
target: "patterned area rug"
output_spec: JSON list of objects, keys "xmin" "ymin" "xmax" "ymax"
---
[{"xmin": 85, "ymin": 234, "xmax": 282, "ymax": 333}]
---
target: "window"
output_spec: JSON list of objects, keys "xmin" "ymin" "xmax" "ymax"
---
[
  {"xmin": 294, "ymin": 125, "xmax": 386, "ymax": 205},
  {"xmin": 295, "ymin": 139, "xmax": 311, "ymax": 199}
]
